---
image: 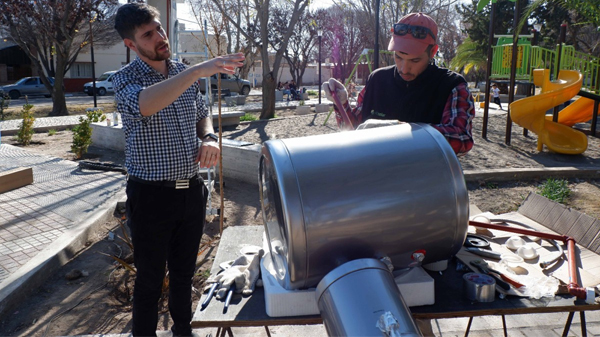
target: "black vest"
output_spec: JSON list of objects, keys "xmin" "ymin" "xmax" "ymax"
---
[{"xmin": 360, "ymin": 64, "xmax": 466, "ymax": 124}]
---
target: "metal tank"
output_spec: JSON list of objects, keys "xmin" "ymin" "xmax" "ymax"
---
[
  {"xmin": 259, "ymin": 123, "xmax": 468, "ymax": 290},
  {"xmin": 316, "ymin": 258, "xmax": 421, "ymax": 336}
]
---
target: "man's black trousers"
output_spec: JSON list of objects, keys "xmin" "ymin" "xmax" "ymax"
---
[{"xmin": 126, "ymin": 177, "xmax": 207, "ymax": 337}]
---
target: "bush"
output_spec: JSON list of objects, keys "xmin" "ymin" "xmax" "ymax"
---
[
  {"xmin": 0, "ymin": 94, "xmax": 10, "ymax": 120},
  {"xmin": 17, "ymin": 104, "xmax": 35, "ymax": 145},
  {"xmin": 538, "ymin": 178, "xmax": 571, "ymax": 204},
  {"xmin": 306, "ymin": 90, "xmax": 318, "ymax": 96},
  {"xmin": 71, "ymin": 109, "xmax": 106, "ymax": 159}
]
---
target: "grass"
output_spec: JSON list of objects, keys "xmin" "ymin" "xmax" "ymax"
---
[
  {"xmin": 1, "ymin": 102, "xmax": 116, "ymax": 121},
  {"xmin": 538, "ymin": 178, "xmax": 571, "ymax": 204},
  {"xmin": 48, "ymin": 129, "xmax": 57, "ymax": 136},
  {"xmin": 240, "ymin": 113, "xmax": 258, "ymax": 122},
  {"xmin": 307, "ymin": 90, "xmax": 318, "ymax": 96},
  {"xmin": 485, "ymin": 182, "xmax": 498, "ymax": 189}
]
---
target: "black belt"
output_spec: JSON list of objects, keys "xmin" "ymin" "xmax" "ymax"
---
[{"xmin": 127, "ymin": 175, "xmax": 201, "ymax": 189}]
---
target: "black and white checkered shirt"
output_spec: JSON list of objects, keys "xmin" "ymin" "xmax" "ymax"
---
[{"xmin": 113, "ymin": 57, "xmax": 208, "ymax": 181}]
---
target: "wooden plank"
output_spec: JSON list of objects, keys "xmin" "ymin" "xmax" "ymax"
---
[
  {"xmin": 586, "ymin": 219, "xmax": 600, "ymax": 254},
  {"xmin": 518, "ymin": 193, "xmax": 558, "ymax": 231},
  {"xmin": 573, "ymin": 216, "xmax": 599, "ymax": 249},
  {"xmin": 0, "ymin": 167, "xmax": 33, "ymax": 194},
  {"xmin": 558, "ymin": 211, "xmax": 588, "ymax": 242}
]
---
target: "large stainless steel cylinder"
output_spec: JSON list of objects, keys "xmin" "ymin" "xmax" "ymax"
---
[
  {"xmin": 316, "ymin": 258, "xmax": 421, "ymax": 337},
  {"xmin": 259, "ymin": 123, "xmax": 468, "ymax": 290}
]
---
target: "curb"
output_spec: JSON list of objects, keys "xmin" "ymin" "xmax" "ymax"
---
[
  {"xmin": 1, "ymin": 123, "xmax": 78, "ymax": 136},
  {"xmin": 463, "ymin": 167, "xmax": 600, "ymax": 182},
  {"xmin": 0, "ymin": 189, "xmax": 126, "ymax": 318}
]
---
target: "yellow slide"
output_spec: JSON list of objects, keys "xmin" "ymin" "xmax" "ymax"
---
[
  {"xmin": 544, "ymin": 96, "xmax": 595, "ymax": 127},
  {"xmin": 510, "ymin": 69, "xmax": 588, "ymax": 154}
]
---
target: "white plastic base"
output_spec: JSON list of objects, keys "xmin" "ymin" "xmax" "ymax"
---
[
  {"xmin": 261, "ymin": 252, "xmax": 435, "ymax": 317},
  {"xmin": 394, "ymin": 267, "xmax": 436, "ymax": 306}
]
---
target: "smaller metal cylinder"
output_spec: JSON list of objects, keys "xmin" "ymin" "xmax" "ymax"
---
[{"xmin": 316, "ymin": 259, "xmax": 422, "ymax": 337}]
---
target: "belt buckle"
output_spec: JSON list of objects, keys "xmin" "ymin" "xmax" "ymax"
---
[{"xmin": 175, "ymin": 179, "xmax": 190, "ymax": 189}]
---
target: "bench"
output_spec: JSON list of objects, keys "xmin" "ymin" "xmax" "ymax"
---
[{"xmin": 211, "ymin": 110, "xmax": 245, "ymax": 127}]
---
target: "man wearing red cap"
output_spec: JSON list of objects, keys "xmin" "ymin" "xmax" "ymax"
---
[{"xmin": 322, "ymin": 13, "xmax": 475, "ymax": 155}]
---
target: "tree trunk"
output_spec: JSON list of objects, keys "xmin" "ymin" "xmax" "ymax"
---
[
  {"xmin": 50, "ymin": 87, "xmax": 69, "ymax": 116},
  {"xmin": 260, "ymin": 73, "xmax": 276, "ymax": 119}
]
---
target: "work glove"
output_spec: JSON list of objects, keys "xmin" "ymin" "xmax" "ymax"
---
[
  {"xmin": 207, "ymin": 246, "xmax": 264, "ymax": 299},
  {"xmin": 322, "ymin": 78, "xmax": 348, "ymax": 105},
  {"xmin": 356, "ymin": 119, "xmax": 401, "ymax": 130}
]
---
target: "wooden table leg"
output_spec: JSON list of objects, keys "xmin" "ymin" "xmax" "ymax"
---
[
  {"xmin": 464, "ymin": 317, "xmax": 473, "ymax": 337},
  {"xmin": 501, "ymin": 315, "xmax": 507, "ymax": 337},
  {"xmin": 563, "ymin": 312, "xmax": 575, "ymax": 337},
  {"xmin": 264, "ymin": 326, "xmax": 272, "ymax": 337}
]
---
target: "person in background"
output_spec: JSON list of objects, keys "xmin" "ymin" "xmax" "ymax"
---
[
  {"xmin": 322, "ymin": 12, "xmax": 475, "ymax": 156},
  {"xmin": 288, "ymin": 80, "xmax": 298, "ymax": 101},
  {"xmin": 492, "ymin": 83, "xmax": 503, "ymax": 110},
  {"xmin": 113, "ymin": 3, "xmax": 244, "ymax": 336},
  {"xmin": 282, "ymin": 81, "xmax": 291, "ymax": 101}
]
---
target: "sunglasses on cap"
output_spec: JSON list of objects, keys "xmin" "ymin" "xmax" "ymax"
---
[{"xmin": 391, "ymin": 23, "xmax": 436, "ymax": 41}]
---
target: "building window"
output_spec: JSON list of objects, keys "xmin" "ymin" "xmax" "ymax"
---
[{"xmin": 70, "ymin": 63, "xmax": 93, "ymax": 78}]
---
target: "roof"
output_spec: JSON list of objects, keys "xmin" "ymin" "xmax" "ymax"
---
[{"xmin": 0, "ymin": 38, "xmax": 18, "ymax": 51}]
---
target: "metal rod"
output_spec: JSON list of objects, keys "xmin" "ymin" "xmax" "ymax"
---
[
  {"xmin": 318, "ymin": 35, "xmax": 322, "ymax": 104},
  {"xmin": 553, "ymin": 24, "xmax": 567, "ymax": 123},
  {"xmin": 505, "ymin": 0, "xmax": 520, "ymax": 145},
  {"xmin": 373, "ymin": 0, "xmax": 380, "ymax": 70},
  {"xmin": 482, "ymin": 1, "xmax": 497, "ymax": 139}
]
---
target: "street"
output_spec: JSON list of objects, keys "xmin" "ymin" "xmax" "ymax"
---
[{"xmin": 7, "ymin": 92, "xmax": 116, "ymax": 108}]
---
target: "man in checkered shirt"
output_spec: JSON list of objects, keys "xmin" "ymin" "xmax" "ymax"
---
[{"xmin": 113, "ymin": 3, "xmax": 244, "ymax": 336}]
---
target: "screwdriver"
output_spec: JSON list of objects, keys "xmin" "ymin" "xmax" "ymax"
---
[{"xmin": 200, "ymin": 282, "xmax": 219, "ymax": 310}]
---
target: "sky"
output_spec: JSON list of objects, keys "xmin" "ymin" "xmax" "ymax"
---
[{"xmin": 176, "ymin": 0, "xmax": 336, "ymax": 30}]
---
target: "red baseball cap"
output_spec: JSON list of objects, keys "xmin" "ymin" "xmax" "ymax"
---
[{"xmin": 388, "ymin": 13, "xmax": 437, "ymax": 55}]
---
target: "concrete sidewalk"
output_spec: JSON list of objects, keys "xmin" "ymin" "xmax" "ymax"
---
[{"xmin": 0, "ymin": 144, "xmax": 126, "ymax": 317}]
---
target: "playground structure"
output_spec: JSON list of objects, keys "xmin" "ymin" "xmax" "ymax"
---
[
  {"xmin": 510, "ymin": 69, "xmax": 588, "ymax": 154},
  {"xmin": 486, "ymin": 31, "xmax": 600, "ymax": 155}
]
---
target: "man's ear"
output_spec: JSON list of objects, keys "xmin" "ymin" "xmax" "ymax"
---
[
  {"xmin": 430, "ymin": 45, "xmax": 439, "ymax": 58},
  {"xmin": 124, "ymin": 38, "xmax": 137, "ymax": 53}
]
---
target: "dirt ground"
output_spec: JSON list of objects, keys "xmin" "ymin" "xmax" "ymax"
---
[{"xmin": 1, "ymin": 105, "xmax": 600, "ymax": 336}]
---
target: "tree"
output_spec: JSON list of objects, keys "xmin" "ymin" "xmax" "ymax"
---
[
  {"xmin": 270, "ymin": 6, "xmax": 318, "ymax": 86},
  {"xmin": 449, "ymin": 37, "xmax": 487, "ymax": 86},
  {"xmin": 210, "ymin": 0, "xmax": 309, "ymax": 119},
  {"xmin": 0, "ymin": 0, "xmax": 120, "ymax": 116},
  {"xmin": 318, "ymin": 6, "xmax": 372, "ymax": 84}
]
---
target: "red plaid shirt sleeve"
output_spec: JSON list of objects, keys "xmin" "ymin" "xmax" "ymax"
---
[{"xmin": 430, "ymin": 82, "xmax": 475, "ymax": 155}]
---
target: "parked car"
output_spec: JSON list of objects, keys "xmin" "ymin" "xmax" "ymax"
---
[
  {"xmin": 199, "ymin": 73, "xmax": 251, "ymax": 96},
  {"xmin": 83, "ymin": 70, "xmax": 117, "ymax": 96},
  {"xmin": 0, "ymin": 77, "xmax": 55, "ymax": 99}
]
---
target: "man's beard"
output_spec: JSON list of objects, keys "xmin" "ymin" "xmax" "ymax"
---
[{"xmin": 139, "ymin": 42, "xmax": 171, "ymax": 61}]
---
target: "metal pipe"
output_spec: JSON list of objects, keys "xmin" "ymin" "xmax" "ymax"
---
[{"xmin": 469, "ymin": 220, "xmax": 587, "ymax": 299}]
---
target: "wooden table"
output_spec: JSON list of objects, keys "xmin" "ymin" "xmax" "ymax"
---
[{"xmin": 192, "ymin": 226, "xmax": 600, "ymax": 337}]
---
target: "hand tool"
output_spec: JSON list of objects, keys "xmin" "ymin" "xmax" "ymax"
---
[
  {"xmin": 200, "ymin": 282, "xmax": 219, "ymax": 310},
  {"xmin": 223, "ymin": 282, "xmax": 236, "ymax": 312},
  {"xmin": 465, "ymin": 247, "xmax": 502, "ymax": 260}
]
